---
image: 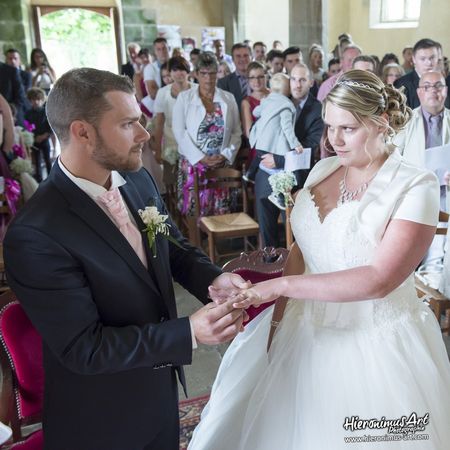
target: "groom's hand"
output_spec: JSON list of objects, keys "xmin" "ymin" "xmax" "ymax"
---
[
  {"xmin": 190, "ymin": 299, "xmax": 248, "ymax": 345},
  {"xmin": 208, "ymin": 273, "xmax": 252, "ymax": 305}
]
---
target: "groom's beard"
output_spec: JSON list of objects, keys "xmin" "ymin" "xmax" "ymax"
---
[{"xmin": 92, "ymin": 128, "xmax": 143, "ymax": 172}]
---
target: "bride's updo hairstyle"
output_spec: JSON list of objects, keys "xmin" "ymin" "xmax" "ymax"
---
[{"xmin": 322, "ymin": 69, "xmax": 411, "ymax": 153}]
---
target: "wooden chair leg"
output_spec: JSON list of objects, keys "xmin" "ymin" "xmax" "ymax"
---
[
  {"xmin": 186, "ymin": 216, "xmax": 200, "ymax": 246},
  {"xmin": 208, "ymin": 233, "xmax": 216, "ymax": 264}
]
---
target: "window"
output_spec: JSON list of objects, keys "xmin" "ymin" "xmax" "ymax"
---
[{"xmin": 370, "ymin": 0, "xmax": 421, "ymax": 29}]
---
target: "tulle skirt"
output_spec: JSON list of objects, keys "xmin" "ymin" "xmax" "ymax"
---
[{"xmin": 188, "ymin": 299, "xmax": 450, "ymax": 450}]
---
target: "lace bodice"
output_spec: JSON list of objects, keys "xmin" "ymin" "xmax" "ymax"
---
[{"xmin": 288, "ymin": 189, "xmax": 420, "ymax": 333}]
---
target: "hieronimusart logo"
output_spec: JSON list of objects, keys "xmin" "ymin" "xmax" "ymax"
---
[{"xmin": 343, "ymin": 412, "xmax": 430, "ymax": 444}]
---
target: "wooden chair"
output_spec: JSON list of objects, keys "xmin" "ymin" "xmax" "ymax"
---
[
  {"xmin": 194, "ymin": 167, "xmax": 260, "ymax": 264},
  {"xmin": 0, "ymin": 290, "xmax": 44, "ymax": 448},
  {"xmin": 414, "ymin": 210, "xmax": 450, "ymax": 335},
  {"xmin": 222, "ymin": 247, "xmax": 289, "ymax": 322}
]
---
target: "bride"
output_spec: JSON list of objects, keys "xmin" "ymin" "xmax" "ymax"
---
[{"xmin": 189, "ymin": 70, "xmax": 450, "ymax": 449}]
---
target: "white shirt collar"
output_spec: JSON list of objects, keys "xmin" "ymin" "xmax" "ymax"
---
[{"xmin": 57, "ymin": 157, "xmax": 127, "ymax": 200}]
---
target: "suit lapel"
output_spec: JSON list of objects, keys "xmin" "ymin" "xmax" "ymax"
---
[
  {"xmin": 120, "ymin": 174, "xmax": 178, "ymax": 319},
  {"xmin": 51, "ymin": 165, "xmax": 162, "ymax": 299}
]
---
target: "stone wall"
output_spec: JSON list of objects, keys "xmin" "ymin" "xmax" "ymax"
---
[{"xmin": 0, "ymin": 0, "xmax": 31, "ymax": 62}]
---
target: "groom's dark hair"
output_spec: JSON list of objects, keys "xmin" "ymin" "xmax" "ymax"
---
[{"xmin": 46, "ymin": 68, "xmax": 135, "ymax": 145}]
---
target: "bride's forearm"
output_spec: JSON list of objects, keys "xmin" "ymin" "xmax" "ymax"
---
[{"xmin": 279, "ymin": 265, "xmax": 395, "ymax": 303}]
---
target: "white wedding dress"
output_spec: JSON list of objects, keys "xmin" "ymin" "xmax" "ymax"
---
[{"xmin": 188, "ymin": 153, "xmax": 450, "ymax": 450}]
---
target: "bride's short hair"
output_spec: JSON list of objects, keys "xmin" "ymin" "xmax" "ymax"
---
[{"xmin": 322, "ymin": 69, "xmax": 411, "ymax": 154}]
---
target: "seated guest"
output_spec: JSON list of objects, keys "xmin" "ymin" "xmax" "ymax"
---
[
  {"xmin": 24, "ymin": 87, "xmax": 53, "ymax": 182},
  {"xmin": 217, "ymin": 43, "xmax": 252, "ymax": 112},
  {"xmin": 401, "ymin": 46, "xmax": 414, "ymax": 73},
  {"xmin": 172, "ymin": 52, "xmax": 241, "ymax": 234},
  {"xmin": 395, "ymin": 70, "xmax": 450, "ymax": 261},
  {"xmin": 217, "ymin": 61, "xmax": 232, "ymax": 79},
  {"xmin": 265, "ymin": 49, "xmax": 284, "ymax": 78},
  {"xmin": 213, "ymin": 39, "xmax": 234, "ymax": 71},
  {"xmin": 394, "ymin": 38, "xmax": 450, "ymax": 109},
  {"xmin": 317, "ymin": 44, "xmax": 361, "ymax": 101},
  {"xmin": 120, "ymin": 42, "xmax": 140, "ymax": 79},
  {"xmin": 272, "ymin": 40, "xmax": 283, "ymax": 51},
  {"xmin": 153, "ymin": 56, "xmax": 193, "ymax": 191},
  {"xmin": 0, "ymin": 57, "xmax": 27, "ymax": 125},
  {"xmin": 29, "ymin": 48, "xmax": 56, "ymax": 93},
  {"xmin": 381, "ymin": 63, "xmax": 405, "ymax": 85},
  {"xmin": 352, "ymin": 55, "xmax": 376, "ymax": 72},
  {"xmin": 5, "ymin": 48, "xmax": 32, "ymax": 92},
  {"xmin": 308, "ymin": 44, "xmax": 325, "ymax": 85},
  {"xmin": 282, "ymin": 46, "xmax": 302, "ymax": 75},
  {"xmin": 142, "ymin": 37, "xmax": 170, "ymax": 115},
  {"xmin": 132, "ymin": 48, "xmax": 152, "ymax": 116},
  {"xmin": 323, "ymin": 57, "xmax": 340, "ymax": 81},
  {"xmin": 379, "ymin": 52, "xmax": 399, "ymax": 76},
  {"xmin": 252, "ymin": 42, "xmax": 267, "ymax": 63},
  {"xmin": 241, "ymin": 61, "xmax": 270, "ymax": 140}
]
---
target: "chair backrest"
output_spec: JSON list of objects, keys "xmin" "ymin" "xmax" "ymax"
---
[
  {"xmin": 0, "ymin": 295, "xmax": 44, "ymax": 421},
  {"xmin": 193, "ymin": 167, "xmax": 249, "ymax": 217},
  {"xmin": 223, "ymin": 248, "xmax": 289, "ymax": 322},
  {"xmin": 437, "ymin": 210, "xmax": 449, "ymax": 235}
]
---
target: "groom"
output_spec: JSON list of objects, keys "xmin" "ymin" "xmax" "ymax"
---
[{"xmin": 3, "ymin": 68, "xmax": 248, "ymax": 450}]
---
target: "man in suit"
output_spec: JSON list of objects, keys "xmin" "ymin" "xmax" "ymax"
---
[
  {"xmin": 217, "ymin": 43, "xmax": 251, "ymax": 112},
  {"xmin": 0, "ymin": 59, "xmax": 27, "ymax": 125},
  {"xmin": 5, "ymin": 48, "xmax": 32, "ymax": 92},
  {"xmin": 396, "ymin": 70, "xmax": 450, "ymax": 262},
  {"xmin": 256, "ymin": 63, "xmax": 324, "ymax": 247},
  {"xmin": 4, "ymin": 68, "xmax": 248, "ymax": 450},
  {"xmin": 394, "ymin": 38, "xmax": 450, "ymax": 109}
]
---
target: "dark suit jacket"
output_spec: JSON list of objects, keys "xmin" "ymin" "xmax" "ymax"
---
[
  {"xmin": 4, "ymin": 163, "xmax": 222, "ymax": 450},
  {"xmin": 121, "ymin": 61, "xmax": 135, "ymax": 79},
  {"xmin": 395, "ymin": 70, "xmax": 450, "ymax": 109},
  {"xmin": 0, "ymin": 62, "xmax": 27, "ymax": 123},
  {"xmin": 274, "ymin": 93, "xmax": 324, "ymax": 188},
  {"xmin": 19, "ymin": 68, "xmax": 32, "ymax": 92},
  {"xmin": 217, "ymin": 72, "xmax": 245, "ymax": 112}
]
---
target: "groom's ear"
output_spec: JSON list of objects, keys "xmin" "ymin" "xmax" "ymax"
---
[{"xmin": 70, "ymin": 120, "xmax": 95, "ymax": 146}]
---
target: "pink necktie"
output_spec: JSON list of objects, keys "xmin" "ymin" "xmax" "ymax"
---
[{"xmin": 98, "ymin": 188, "xmax": 148, "ymax": 268}]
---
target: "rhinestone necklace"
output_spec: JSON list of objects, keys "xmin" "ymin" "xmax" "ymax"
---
[{"xmin": 338, "ymin": 167, "xmax": 377, "ymax": 206}]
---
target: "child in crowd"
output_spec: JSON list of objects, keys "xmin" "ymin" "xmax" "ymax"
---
[
  {"xmin": 246, "ymin": 72, "xmax": 302, "ymax": 183},
  {"xmin": 24, "ymin": 87, "xmax": 53, "ymax": 182}
]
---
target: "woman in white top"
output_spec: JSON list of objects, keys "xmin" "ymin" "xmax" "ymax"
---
[
  {"xmin": 173, "ymin": 52, "xmax": 241, "ymax": 217},
  {"xmin": 153, "ymin": 56, "xmax": 193, "ymax": 187},
  {"xmin": 189, "ymin": 70, "xmax": 450, "ymax": 450},
  {"xmin": 29, "ymin": 48, "xmax": 56, "ymax": 93}
]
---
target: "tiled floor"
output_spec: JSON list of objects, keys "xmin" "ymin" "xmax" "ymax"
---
[{"xmin": 175, "ymin": 282, "xmax": 450, "ymax": 399}]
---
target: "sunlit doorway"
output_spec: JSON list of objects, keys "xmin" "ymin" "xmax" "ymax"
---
[{"xmin": 33, "ymin": 6, "xmax": 121, "ymax": 77}]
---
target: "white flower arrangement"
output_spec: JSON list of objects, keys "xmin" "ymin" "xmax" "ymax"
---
[
  {"xmin": 162, "ymin": 146, "xmax": 179, "ymax": 166},
  {"xmin": 268, "ymin": 171, "xmax": 297, "ymax": 206},
  {"xmin": 138, "ymin": 206, "xmax": 182, "ymax": 257},
  {"xmin": 20, "ymin": 129, "xmax": 34, "ymax": 147},
  {"xmin": 10, "ymin": 157, "xmax": 33, "ymax": 176}
]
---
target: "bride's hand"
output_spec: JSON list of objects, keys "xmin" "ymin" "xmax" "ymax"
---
[{"xmin": 232, "ymin": 279, "xmax": 285, "ymax": 309}]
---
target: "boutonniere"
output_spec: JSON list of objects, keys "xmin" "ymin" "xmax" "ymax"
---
[{"xmin": 138, "ymin": 206, "xmax": 183, "ymax": 258}]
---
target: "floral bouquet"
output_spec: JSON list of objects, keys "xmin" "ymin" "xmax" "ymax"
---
[
  {"xmin": 138, "ymin": 206, "xmax": 183, "ymax": 257},
  {"xmin": 9, "ymin": 157, "xmax": 33, "ymax": 177},
  {"xmin": 162, "ymin": 146, "xmax": 179, "ymax": 166},
  {"xmin": 268, "ymin": 171, "xmax": 296, "ymax": 207},
  {"xmin": 20, "ymin": 128, "xmax": 35, "ymax": 147}
]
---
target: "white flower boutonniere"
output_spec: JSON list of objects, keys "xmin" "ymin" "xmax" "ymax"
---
[{"xmin": 138, "ymin": 206, "xmax": 183, "ymax": 258}]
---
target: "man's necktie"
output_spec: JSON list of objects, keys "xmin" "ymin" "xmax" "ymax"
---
[
  {"xmin": 427, "ymin": 115, "xmax": 442, "ymax": 149},
  {"xmin": 98, "ymin": 188, "xmax": 148, "ymax": 268}
]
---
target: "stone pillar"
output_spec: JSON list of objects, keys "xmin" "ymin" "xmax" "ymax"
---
[
  {"xmin": 223, "ymin": 0, "xmax": 243, "ymax": 52},
  {"xmin": 0, "ymin": 0, "xmax": 32, "ymax": 62},
  {"xmin": 289, "ymin": 0, "xmax": 327, "ymax": 60}
]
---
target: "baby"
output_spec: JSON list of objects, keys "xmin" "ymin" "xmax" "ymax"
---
[{"xmin": 246, "ymin": 72, "xmax": 302, "ymax": 182}]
